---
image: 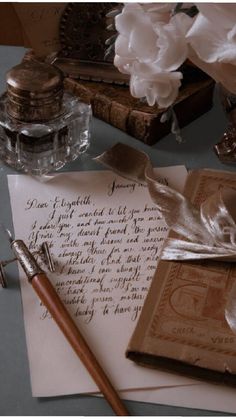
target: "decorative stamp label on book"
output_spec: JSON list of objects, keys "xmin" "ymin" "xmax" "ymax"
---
[
  {"xmin": 150, "ymin": 259, "xmax": 236, "ymax": 353},
  {"xmin": 126, "ymin": 169, "xmax": 236, "ymax": 378}
]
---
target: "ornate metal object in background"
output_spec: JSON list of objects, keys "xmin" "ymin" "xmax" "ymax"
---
[
  {"xmin": 51, "ymin": 2, "xmax": 128, "ymax": 84},
  {"xmin": 60, "ymin": 3, "xmax": 117, "ymax": 63},
  {"xmin": 214, "ymin": 86, "xmax": 236, "ymax": 163},
  {"xmin": 214, "ymin": 127, "xmax": 236, "ymax": 163}
]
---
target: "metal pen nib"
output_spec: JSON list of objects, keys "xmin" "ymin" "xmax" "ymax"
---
[
  {"xmin": 0, "ymin": 223, "xmax": 14, "ymax": 243},
  {"xmin": 0, "ymin": 225, "xmax": 15, "ymax": 288},
  {"xmin": 0, "ymin": 225, "xmax": 55, "ymax": 278},
  {"xmin": 0, "ymin": 263, "xmax": 7, "ymax": 288},
  {"xmin": 0, "ymin": 225, "xmax": 129, "ymax": 414},
  {"xmin": 41, "ymin": 242, "xmax": 55, "ymax": 272},
  {"xmin": 0, "ymin": 225, "xmax": 43, "ymax": 282},
  {"xmin": 5, "ymin": 228, "xmax": 14, "ymax": 243}
]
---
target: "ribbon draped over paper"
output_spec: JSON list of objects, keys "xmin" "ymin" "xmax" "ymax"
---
[
  {"xmin": 95, "ymin": 143, "xmax": 236, "ymax": 332},
  {"xmin": 95, "ymin": 143, "xmax": 236, "ymax": 262}
]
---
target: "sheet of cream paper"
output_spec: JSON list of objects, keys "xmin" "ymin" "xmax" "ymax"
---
[
  {"xmin": 120, "ymin": 382, "xmax": 236, "ymax": 414},
  {"xmin": 7, "ymin": 166, "xmax": 201, "ymax": 398}
]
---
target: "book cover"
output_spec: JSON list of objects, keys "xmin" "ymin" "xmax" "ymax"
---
[
  {"xmin": 126, "ymin": 169, "xmax": 236, "ymax": 384},
  {"xmin": 64, "ymin": 76, "xmax": 215, "ymax": 145},
  {"xmin": 23, "ymin": 51, "xmax": 215, "ymax": 146}
]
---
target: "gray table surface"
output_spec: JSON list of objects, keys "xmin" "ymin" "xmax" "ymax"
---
[{"xmin": 0, "ymin": 46, "xmax": 235, "ymax": 416}]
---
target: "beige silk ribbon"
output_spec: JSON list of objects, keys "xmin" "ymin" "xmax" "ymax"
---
[
  {"xmin": 95, "ymin": 143, "xmax": 236, "ymax": 262},
  {"xmin": 95, "ymin": 143, "xmax": 236, "ymax": 332}
]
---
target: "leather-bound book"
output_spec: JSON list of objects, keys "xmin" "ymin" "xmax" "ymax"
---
[
  {"xmin": 21, "ymin": 0, "xmax": 215, "ymax": 146},
  {"xmin": 58, "ymin": 3, "xmax": 215, "ymax": 145},
  {"xmin": 64, "ymin": 75, "xmax": 215, "ymax": 145},
  {"xmin": 126, "ymin": 168, "xmax": 236, "ymax": 384}
]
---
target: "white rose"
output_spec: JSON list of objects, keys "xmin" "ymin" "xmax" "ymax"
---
[
  {"xmin": 129, "ymin": 64, "xmax": 182, "ymax": 108},
  {"xmin": 187, "ymin": 4, "xmax": 236, "ymax": 64},
  {"xmin": 188, "ymin": 49, "xmax": 236, "ymax": 95},
  {"xmin": 186, "ymin": 4, "xmax": 236, "ymax": 94},
  {"xmin": 115, "ymin": 3, "xmax": 165, "ymax": 65},
  {"xmin": 141, "ymin": 3, "xmax": 176, "ymax": 25},
  {"xmin": 114, "ymin": 4, "xmax": 192, "ymax": 107},
  {"xmin": 154, "ymin": 13, "xmax": 193, "ymax": 72},
  {"xmin": 115, "ymin": 4, "xmax": 192, "ymax": 71}
]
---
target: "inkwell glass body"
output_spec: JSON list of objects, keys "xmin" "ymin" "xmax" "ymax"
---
[{"xmin": 0, "ymin": 60, "xmax": 91, "ymax": 175}]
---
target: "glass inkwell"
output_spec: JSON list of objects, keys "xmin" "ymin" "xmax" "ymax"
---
[{"xmin": 0, "ymin": 60, "xmax": 91, "ymax": 176}]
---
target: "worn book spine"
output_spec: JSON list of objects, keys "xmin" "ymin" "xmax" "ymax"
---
[
  {"xmin": 64, "ymin": 77, "xmax": 215, "ymax": 145},
  {"xmin": 126, "ymin": 169, "xmax": 236, "ymax": 385}
]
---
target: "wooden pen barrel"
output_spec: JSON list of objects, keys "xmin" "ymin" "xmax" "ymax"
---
[{"xmin": 31, "ymin": 273, "xmax": 129, "ymax": 416}]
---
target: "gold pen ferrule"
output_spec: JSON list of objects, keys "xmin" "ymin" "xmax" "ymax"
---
[{"xmin": 11, "ymin": 239, "xmax": 44, "ymax": 281}]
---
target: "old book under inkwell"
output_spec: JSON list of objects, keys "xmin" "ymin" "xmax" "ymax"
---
[{"xmin": 49, "ymin": 3, "xmax": 215, "ymax": 145}]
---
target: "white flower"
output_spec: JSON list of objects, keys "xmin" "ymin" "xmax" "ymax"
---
[
  {"xmin": 187, "ymin": 49, "xmax": 236, "ymax": 95},
  {"xmin": 114, "ymin": 3, "xmax": 192, "ymax": 107},
  {"xmin": 114, "ymin": 3, "xmax": 236, "ymax": 106},
  {"xmin": 186, "ymin": 4, "xmax": 236, "ymax": 94},
  {"xmin": 115, "ymin": 3, "xmax": 192, "ymax": 71},
  {"xmin": 130, "ymin": 69, "xmax": 182, "ymax": 108},
  {"xmin": 186, "ymin": 4, "xmax": 236, "ymax": 64},
  {"xmin": 115, "ymin": 4, "xmax": 160, "ymax": 65},
  {"xmin": 154, "ymin": 13, "xmax": 193, "ymax": 71}
]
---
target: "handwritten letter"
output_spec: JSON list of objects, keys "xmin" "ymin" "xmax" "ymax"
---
[{"xmin": 7, "ymin": 167, "xmax": 190, "ymax": 397}]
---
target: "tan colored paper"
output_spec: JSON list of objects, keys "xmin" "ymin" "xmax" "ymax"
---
[
  {"xmin": 127, "ymin": 169, "xmax": 236, "ymax": 380},
  {"xmin": 0, "ymin": 3, "xmax": 29, "ymax": 47},
  {"xmin": 13, "ymin": 3, "xmax": 66, "ymax": 56}
]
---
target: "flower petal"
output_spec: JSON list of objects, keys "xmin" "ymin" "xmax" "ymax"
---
[
  {"xmin": 189, "ymin": 47, "xmax": 236, "ymax": 94},
  {"xmin": 129, "ymin": 25, "xmax": 158, "ymax": 62},
  {"xmin": 114, "ymin": 54, "xmax": 134, "ymax": 74},
  {"xmin": 130, "ymin": 71, "xmax": 182, "ymax": 108},
  {"xmin": 115, "ymin": 35, "xmax": 135, "ymax": 58},
  {"xmin": 154, "ymin": 13, "xmax": 192, "ymax": 71},
  {"xmin": 115, "ymin": 4, "xmax": 144, "ymax": 36},
  {"xmin": 197, "ymin": 4, "xmax": 236, "ymax": 29},
  {"xmin": 187, "ymin": 9, "xmax": 236, "ymax": 64}
]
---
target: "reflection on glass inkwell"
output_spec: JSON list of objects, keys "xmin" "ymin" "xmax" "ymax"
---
[{"xmin": 0, "ymin": 60, "xmax": 91, "ymax": 175}]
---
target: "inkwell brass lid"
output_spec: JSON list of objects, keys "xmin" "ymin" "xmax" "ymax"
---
[{"xmin": 6, "ymin": 61, "xmax": 64, "ymax": 122}]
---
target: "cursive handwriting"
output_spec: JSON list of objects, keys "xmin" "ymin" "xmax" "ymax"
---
[{"xmin": 23, "ymin": 175, "xmax": 170, "ymax": 324}]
